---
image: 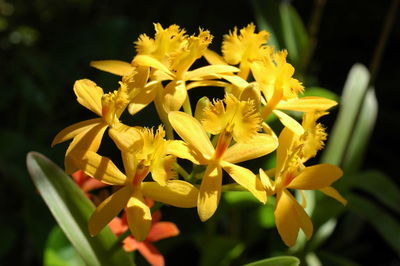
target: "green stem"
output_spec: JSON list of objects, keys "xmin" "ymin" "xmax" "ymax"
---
[
  {"xmin": 174, "ymin": 162, "xmax": 190, "ymax": 181},
  {"xmin": 182, "ymin": 95, "xmax": 193, "ymax": 116},
  {"xmin": 369, "ymin": 0, "xmax": 399, "ymax": 85},
  {"xmin": 222, "ymin": 183, "xmax": 246, "ymax": 191}
]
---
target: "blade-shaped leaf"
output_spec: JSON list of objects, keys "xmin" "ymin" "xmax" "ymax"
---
[
  {"xmin": 347, "ymin": 193, "xmax": 400, "ymax": 255},
  {"xmin": 200, "ymin": 236, "xmax": 245, "ymax": 266},
  {"xmin": 349, "ymin": 170, "xmax": 400, "ymax": 214},
  {"xmin": 342, "ymin": 87, "xmax": 378, "ymax": 174},
  {"xmin": 44, "ymin": 226, "xmax": 86, "ymax": 266},
  {"xmin": 244, "ymin": 256, "xmax": 300, "ymax": 266},
  {"xmin": 301, "ymin": 87, "xmax": 339, "ymax": 101},
  {"xmin": 251, "ymin": 0, "xmax": 282, "ymax": 50},
  {"xmin": 322, "ymin": 64, "xmax": 370, "ymax": 166},
  {"xmin": 26, "ymin": 152, "xmax": 134, "ymax": 266}
]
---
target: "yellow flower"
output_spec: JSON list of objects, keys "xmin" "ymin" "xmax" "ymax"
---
[
  {"xmin": 136, "ymin": 126, "xmax": 176, "ymax": 186},
  {"xmin": 71, "ymin": 148, "xmax": 198, "ymax": 241},
  {"xmin": 200, "ymin": 94, "xmax": 262, "ymax": 143},
  {"xmin": 168, "ymin": 110, "xmax": 277, "ymax": 221},
  {"xmin": 52, "ymin": 79, "xmax": 142, "ymax": 173},
  {"xmin": 132, "ymin": 27, "xmax": 239, "ymax": 116},
  {"xmin": 222, "ymin": 23, "xmax": 270, "ymax": 79},
  {"xmin": 259, "ymin": 126, "xmax": 346, "ymax": 247}
]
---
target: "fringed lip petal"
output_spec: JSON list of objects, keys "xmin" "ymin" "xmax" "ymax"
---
[
  {"xmin": 168, "ymin": 111, "xmax": 214, "ymax": 159},
  {"xmin": 126, "ymin": 191, "xmax": 152, "ymax": 242},
  {"xmin": 222, "ymin": 133, "xmax": 278, "ymax": 164},
  {"xmin": 197, "ymin": 164, "xmax": 222, "ymax": 222},
  {"xmin": 273, "ymin": 110, "xmax": 305, "ymax": 136},
  {"xmin": 90, "ymin": 60, "xmax": 135, "ymax": 76},
  {"xmin": 287, "ymin": 164, "xmax": 343, "ymax": 190},
  {"xmin": 51, "ymin": 118, "xmax": 103, "ymax": 147},
  {"xmin": 220, "ymin": 161, "xmax": 267, "ymax": 204},
  {"xmin": 141, "ymin": 180, "xmax": 199, "ymax": 208},
  {"xmin": 71, "ymin": 150, "xmax": 127, "ymax": 186},
  {"xmin": 274, "ymin": 189, "xmax": 313, "ymax": 247},
  {"xmin": 73, "ymin": 79, "xmax": 103, "ymax": 116},
  {"xmin": 88, "ymin": 185, "xmax": 132, "ymax": 236},
  {"xmin": 184, "ymin": 65, "xmax": 239, "ymax": 81},
  {"xmin": 276, "ymin": 97, "xmax": 338, "ymax": 112}
]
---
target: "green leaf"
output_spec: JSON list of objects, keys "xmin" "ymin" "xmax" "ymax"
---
[
  {"xmin": 301, "ymin": 86, "xmax": 339, "ymax": 101},
  {"xmin": 342, "ymin": 87, "xmax": 378, "ymax": 174},
  {"xmin": 347, "ymin": 193, "xmax": 400, "ymax": 255},
  {"xmin": 44, "ymin": 226, "xmax": 86, "ymax": 266},
  {"xmin": 349, "ymin": 170, "xmax": 400, "ymax": 214},
  {"xmin": 244, "ymin": 256, "xmax": 300, "ymax": 266},
  {"xmin": 26, "ymin": 152, "xmax": 134, "ymax": 266},
  {"xmin": 279, "ymin": 3, "xmax": 308, "ymax": 66},
  {"xmin": 321, "ymin": 63, "xmax": 370, "ymax": 166},
  {"xmin": 200, "ymin": 237, "xmax": 245, "ymax": 266},
  {"xmin": 251, "ymin": 0, "xmax": 282, "ymax": 50}
]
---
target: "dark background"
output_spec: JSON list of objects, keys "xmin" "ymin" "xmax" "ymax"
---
[{"xmin": 1, "ymin": 0, "xmax": 399, "ymax": 265}]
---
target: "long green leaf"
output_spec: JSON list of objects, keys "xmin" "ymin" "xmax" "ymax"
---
[
  {"xmin": 26, "ymin": 152, "xmax": 134, "ymax": 266},
  {"xmin": 342, "ymin": 87, "xmax": 378, "ymax": 174},
  {"xmin": 349, "ymin": 170, "xmax": 400, "ymax": 214},
  {"xmin": 321, "ymin": 64, "xmax": 370, "ymax": 165},
  {"xmin": 244, "ymin": 256, "xmax": 300, "ymax": 266},
  {"xmin": 347, "ymin": 193, "xmax": 400, "ymax": 255},
  {"xmin": 44, "ymin": 226, "xmax": 86, "ymax": 266},
  {"xmin": 251, "ymin": 0, "xmax": 282, "ymax": 50}
]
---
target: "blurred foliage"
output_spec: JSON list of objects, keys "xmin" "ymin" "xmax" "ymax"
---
[{"xmin": 2, "ymin": 0, "xmax": 400, "ymax": 265}]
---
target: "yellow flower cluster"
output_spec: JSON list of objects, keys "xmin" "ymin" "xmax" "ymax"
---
[{"xmin": 53, "ymin": 23, "xmax": 345, "ymax": 246}]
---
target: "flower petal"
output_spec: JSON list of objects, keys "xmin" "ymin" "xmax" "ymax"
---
[
  {"xmin": 273, "ymin": 110, "xmax": 304, "ymax": 135},
  {"xmin": 276, "ymin": 127, "xmax": 295, "ymax": 175},
  {"xmin": 203, "ymin": 48, "xmax": 227, "ymax": 65},
  {"xmin": 274, "ymin": 189, "xmax": 313, "ymax": 247},
  {"xmin": 186, "ymin": 80, "xmax": 228, "ymax": 90},
  {"xmin": 221, "ymin": 161, "xmax": 266, "ymax": 203},
  {"xmin": 276, "ymin": 97, "xmax": 337, "ymax": 112},
  {"xmin": 168, "ymin": 111, "xmax": 214, "ymax": 159},
  {"xmin": 88, "ymin": 185, "xmax": 132, "ymax": 236},
  {"xmin": 147, "ymin": 222, "xmax": 180, "ymax": 242},
  {"xmin": 222, "ymin": 133, "xmax": 278, "ymax": 163},
  {"xmin": 136, "ymin": 242, "xmax": 164, "ymax": 266},
  {"xmin": 70, "ymin": 150, "xmax": 127, "ymax": 185},
  {"xmin": 287, "ymin": 164, "xmax": 343, "ymax": 190},
  {"xmin": 90, "ymin": 60, "xmax": 135, "ymax": 76},
  {"xmin": 141, "ymin": 180, "xmax": 198, "ymax": 208},
  {"xmin": 319, "ymin": 186, "xmax": 347, "ymax": 205},
  {"xmin": 73, "ymin": 79, "xmax": 103, "ymax": 116},
  {"xmin": 64, "ymin": 122, "xmax": 108, "ymax": 174},
  {"xmin": 162, "ymin": 80, "xmax": 187, "ymax": 113},
  {"xmin": 132, "ymin": 55, "xmax": 174, "ymax": 78},
  {"xmin": 197, "ymin": 164, "xmax": 222, "ymax": 221},
  {"xmin": 128, "ymin": 83, "xmax": 157, "ymax": 115},
  {"xmin": 167, "ymin": 140, "xmax": 209, "ymax": 165},
  {"xmin": 126, "ymin": 191, "xmax": 152, "ymax": 241},
  {"xmin": 108, "ymin": 123, "xmax": 143, "ymax": 153},
  {"xmin": 51, "ymin": 118, "xmax": 103, "ymax": 147},
  {"xmin": 184, "ymin": 65, "xmax": 239, "ymax": 80}
]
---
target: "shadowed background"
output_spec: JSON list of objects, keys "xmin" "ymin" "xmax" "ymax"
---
[{"xmin": 1, "ymin": 0, "xmax": 399, "ymax": 265}]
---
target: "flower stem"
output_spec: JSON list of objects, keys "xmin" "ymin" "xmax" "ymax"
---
[
  {"xmin": 182, "ymin": 96, "xmax": 193, "ymax": 116},
  {"xmin": 174, "ymin": 162, "xmax": 190, "ymax": 181}
]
